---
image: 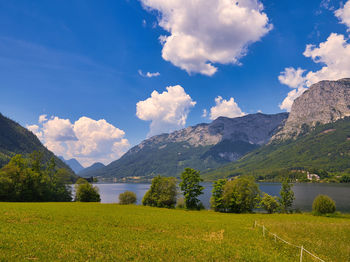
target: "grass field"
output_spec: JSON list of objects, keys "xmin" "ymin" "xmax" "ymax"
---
[{"xmin": 0, "ymin": 203, "xmax": 349, "ymax": 261}]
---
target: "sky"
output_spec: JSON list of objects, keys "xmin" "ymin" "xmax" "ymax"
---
[{"xmin": 0, "ymin": 0, "xmax": 350, "ymax": 166}]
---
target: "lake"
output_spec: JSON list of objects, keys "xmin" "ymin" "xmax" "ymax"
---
[{"xmin": 92, "ymin": 183, "xmax": 350, "ymax": 212}]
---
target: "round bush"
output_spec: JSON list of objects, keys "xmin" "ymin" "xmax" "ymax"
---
[
  {"xmin": 119, "ymin": 191, "xmax": 137, "ymax": 205},
  {"xmin": 312, "ymin": 195, "xmax": 336, "ymax": 215},
  {"xmin": 75, "ymin": 182, "xmax": 101, "ymax": 202}
]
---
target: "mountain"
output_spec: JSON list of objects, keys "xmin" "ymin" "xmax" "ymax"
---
[
  {"xmin": 204, "ymin": 117, "xmax": 350, "ymax": 180},
  {"xmin": 0, "ymin": 113, "xmax": 76, "ymax": 178},
  {"xmin": 79, "ymin": 162, "xmax": 105, "ymax": 177},
  {"xmin": 205, "ymin": 78, "xmax": 350, "ymax": 180},
  {"xmin": 59, "ymin": 157, "xmax": 84, "ymax": 173},
  {"xmin": 92, "ymin": 113, "xmax": 288, "ymax": 181},
  {"xmin": 273, "ymin": 78, "xmax": 350, "ymax": 141}
]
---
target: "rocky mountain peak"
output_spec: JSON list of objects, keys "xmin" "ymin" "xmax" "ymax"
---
[{"xmin": 273, "ymin": 78, "xmax": 350, "ymax": 141}]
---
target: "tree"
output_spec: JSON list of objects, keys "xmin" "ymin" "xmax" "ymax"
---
[
  {"xmin": 210, "ymin": 179, "xmax": 227, "ymax": 212},
  {"xmin": 260, "ymin": 193, "xmax": 279, "ymax": 214},
  {"xmin": 180, "ymin": 168, "xmax": 204, "ymax": 210},
  {"xmin": 222, "ymin": 177, "xmax": 260, "ymax": 213},
  {"xmin": 0, "ymin": 153, "xmax": 72, "ymax": 202},
  {"xmin": 142, "ymin": 176, "xmax": 177, "ymax": 208},
  {"xmin": 312, "ymin": 195, "xmax": 336, "ymax": 215},
  {"xmin": 75, "ymin": 180, "xmax": 100, "ymax": 202},
  {"xmin": 279, "ymin": 179, "xmax": 295, "ymax": 213},
  {"xmin": 119, "ymin": 191, "xmax": 137, "ymax": 205}
]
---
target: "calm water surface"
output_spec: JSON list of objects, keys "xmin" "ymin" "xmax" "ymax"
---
[{"xmin": 93, "ymin": 183, "xmax": 350, "ymax": 212}]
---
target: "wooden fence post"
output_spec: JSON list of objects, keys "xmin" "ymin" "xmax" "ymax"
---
[
  {"xmin": 300, "ymin": 246, "xmax": 303, "ymax": 262},
  {"xmin": 263, "ymin": 225, "xmax": 265, "ymax": 237}
]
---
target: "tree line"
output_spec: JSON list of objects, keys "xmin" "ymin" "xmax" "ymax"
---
[{"xmin": 0, "ymin": 154, "xmax": 338, "ymax": 215}]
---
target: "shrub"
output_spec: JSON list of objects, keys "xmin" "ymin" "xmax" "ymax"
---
[
  {"xmin": 119, "ymin": 191, "xmax": 137, "ymax": 205},
  {"xmin": 180, "ymin": 168, "xmax": 204, "ymax": 210},
  {"xmin": 260, "ymin": 193, "xmax": 279, "ymax": 214},
  {"xmin": 142, "ymin": 176, "xmax": 177, "ymax": 208},
  {"xmin": 222, "ymin": 177, "xmax": 260, "ymax": 213},
  {"xmin": 75, "ymin": 181, "xmax": 100, "ymax": 202},
  {"xmin": 312, "ymin": 195, "xmax": 336, "ymax": 215}
]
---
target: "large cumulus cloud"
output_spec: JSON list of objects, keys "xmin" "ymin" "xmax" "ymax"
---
[
  {"xmin": 140, "ymin": 0, "xmax": 272, "ymax": 76},
  {"xmin": 27, "ymin": 115, "xmax": 129, "ymax": 166},
  {"xmin": 136, "ymin": 85, "xmax": 196, "ymax": 136}
]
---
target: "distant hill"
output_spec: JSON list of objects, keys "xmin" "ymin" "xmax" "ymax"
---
[
  {"xmin": 91, "ymin": 113, "xmax": 288, "ymax": 180},
  {"xmin": 59, "ymin": 157, "xmax": 84, "ymax": 173},
  {"xmin": 204, "ymin": 78, "xmax": 350, "ymax": 180},
  {"xmin": 79, "ymin": 162, "xmax": 105, "ymax": 177},
  {"xmin": 0, "ymin": 113, "xmax": 76, "ymax": 179}
]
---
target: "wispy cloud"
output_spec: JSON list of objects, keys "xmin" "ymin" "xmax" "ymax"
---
[{"xmin": 138, "ymin": 69, "xmax": 160, "ymax": 78}]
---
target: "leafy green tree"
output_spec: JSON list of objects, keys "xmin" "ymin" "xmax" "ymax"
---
[
  {"xmin": 119, "ymin": 191, "xmax": 137, "ymax": 205},
  {"xmin": 142, "ymin": 176, "xmax": 177, "ymax": 208},
  {"xmin": 210, "ymin": 179, "xmax": 227, "ymax": 212},
  {"xmin": 180, "ymin": 168, "xmax": 204, "ymax": 210},
  {"xmin": 222, "ymin": 177, "xmax": 260, "ymax": 213},
  {"xmin": 260, "ymin": 193, "xmax": 279, "ymax": 214},
  {"xmin": 75, "ymin": 180, "xmax": 101, "ymax": 202},
  {"xmin": 279, "ymin": 179, "xmax": 295, "ymax": 213},
  {"xmin": 312, "ymin": 195, "xmax": 336, "ymax": 215},
  {"xmin": 0, "ymin": 153, "xmax": 72, "ymax": 202}
]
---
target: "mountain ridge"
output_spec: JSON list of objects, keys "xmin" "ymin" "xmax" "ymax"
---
[{"xmin": 84, "ymin": 112, "xmax": 288, "ymax": 180}]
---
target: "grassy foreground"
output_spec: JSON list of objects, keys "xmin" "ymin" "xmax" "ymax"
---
[{"xmin": 0, "ymin": 203, "xmax": 349, "ymax": 261}]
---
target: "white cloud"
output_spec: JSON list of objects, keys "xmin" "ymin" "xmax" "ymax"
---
[
  {"xmin": 28, "ymin": 116, "xmax": 129, "ymax": 166},
  {"xmin": 136, "ymin": 85, "xmax": 196, "ymax": 136},
  {"xmin": 335, "ymin": 0, "xmax": 350, "ymax": 30},
  {"xmin": 303, "ymin": 33, "xmax": 350, "ymax": 85},
  {"xmin": 278, "ymin": 32, "xmax": 350, "ymax": 111},
  {"xmin": 138, "ymin": 69, "xmax": 160, "ymax": 78},
  {"xmin": 278, "ymin": 68, "xmax": 306, "ymax": 89},
  {"xmin": 140, "ymin": 0, "xmax": 272, "ymax": 76},
  {"xmin": 209, "ymin": 96, "xmax": 245, "ymax": 120},
  {"xmin": 38, "ymin": 114, "xmax": 47, "ymax": 123},
  {"xmin": 202, "ymin": 109, "xmax": 208, "ymax": 118}
]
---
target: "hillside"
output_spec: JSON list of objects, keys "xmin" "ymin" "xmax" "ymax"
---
[
  {"xmin": 0, "ymin": 113, "xmax": 76, "ymax": 178},
  {"xmin": 84, "ymin": 113, "xmax": 288, "ymax": 180}
]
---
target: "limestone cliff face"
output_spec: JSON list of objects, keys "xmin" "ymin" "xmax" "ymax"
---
[{"xmin": 273, "ymin": 78, "xmax": 350, "ymax": 141}]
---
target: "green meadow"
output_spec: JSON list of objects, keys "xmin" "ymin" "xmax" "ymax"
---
[{"xmin": 0, "ymin": 203, "xmax": 349, "ymax": 261}]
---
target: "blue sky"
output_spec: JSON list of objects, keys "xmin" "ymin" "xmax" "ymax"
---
[{"xmin": 0, "ymin": 0, "xmax": 349, "ymax": 166}]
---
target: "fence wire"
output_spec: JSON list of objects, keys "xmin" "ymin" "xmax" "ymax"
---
[{"xmin": 254, "ymin": 221, "xmax": 325, "ymax": 262}]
